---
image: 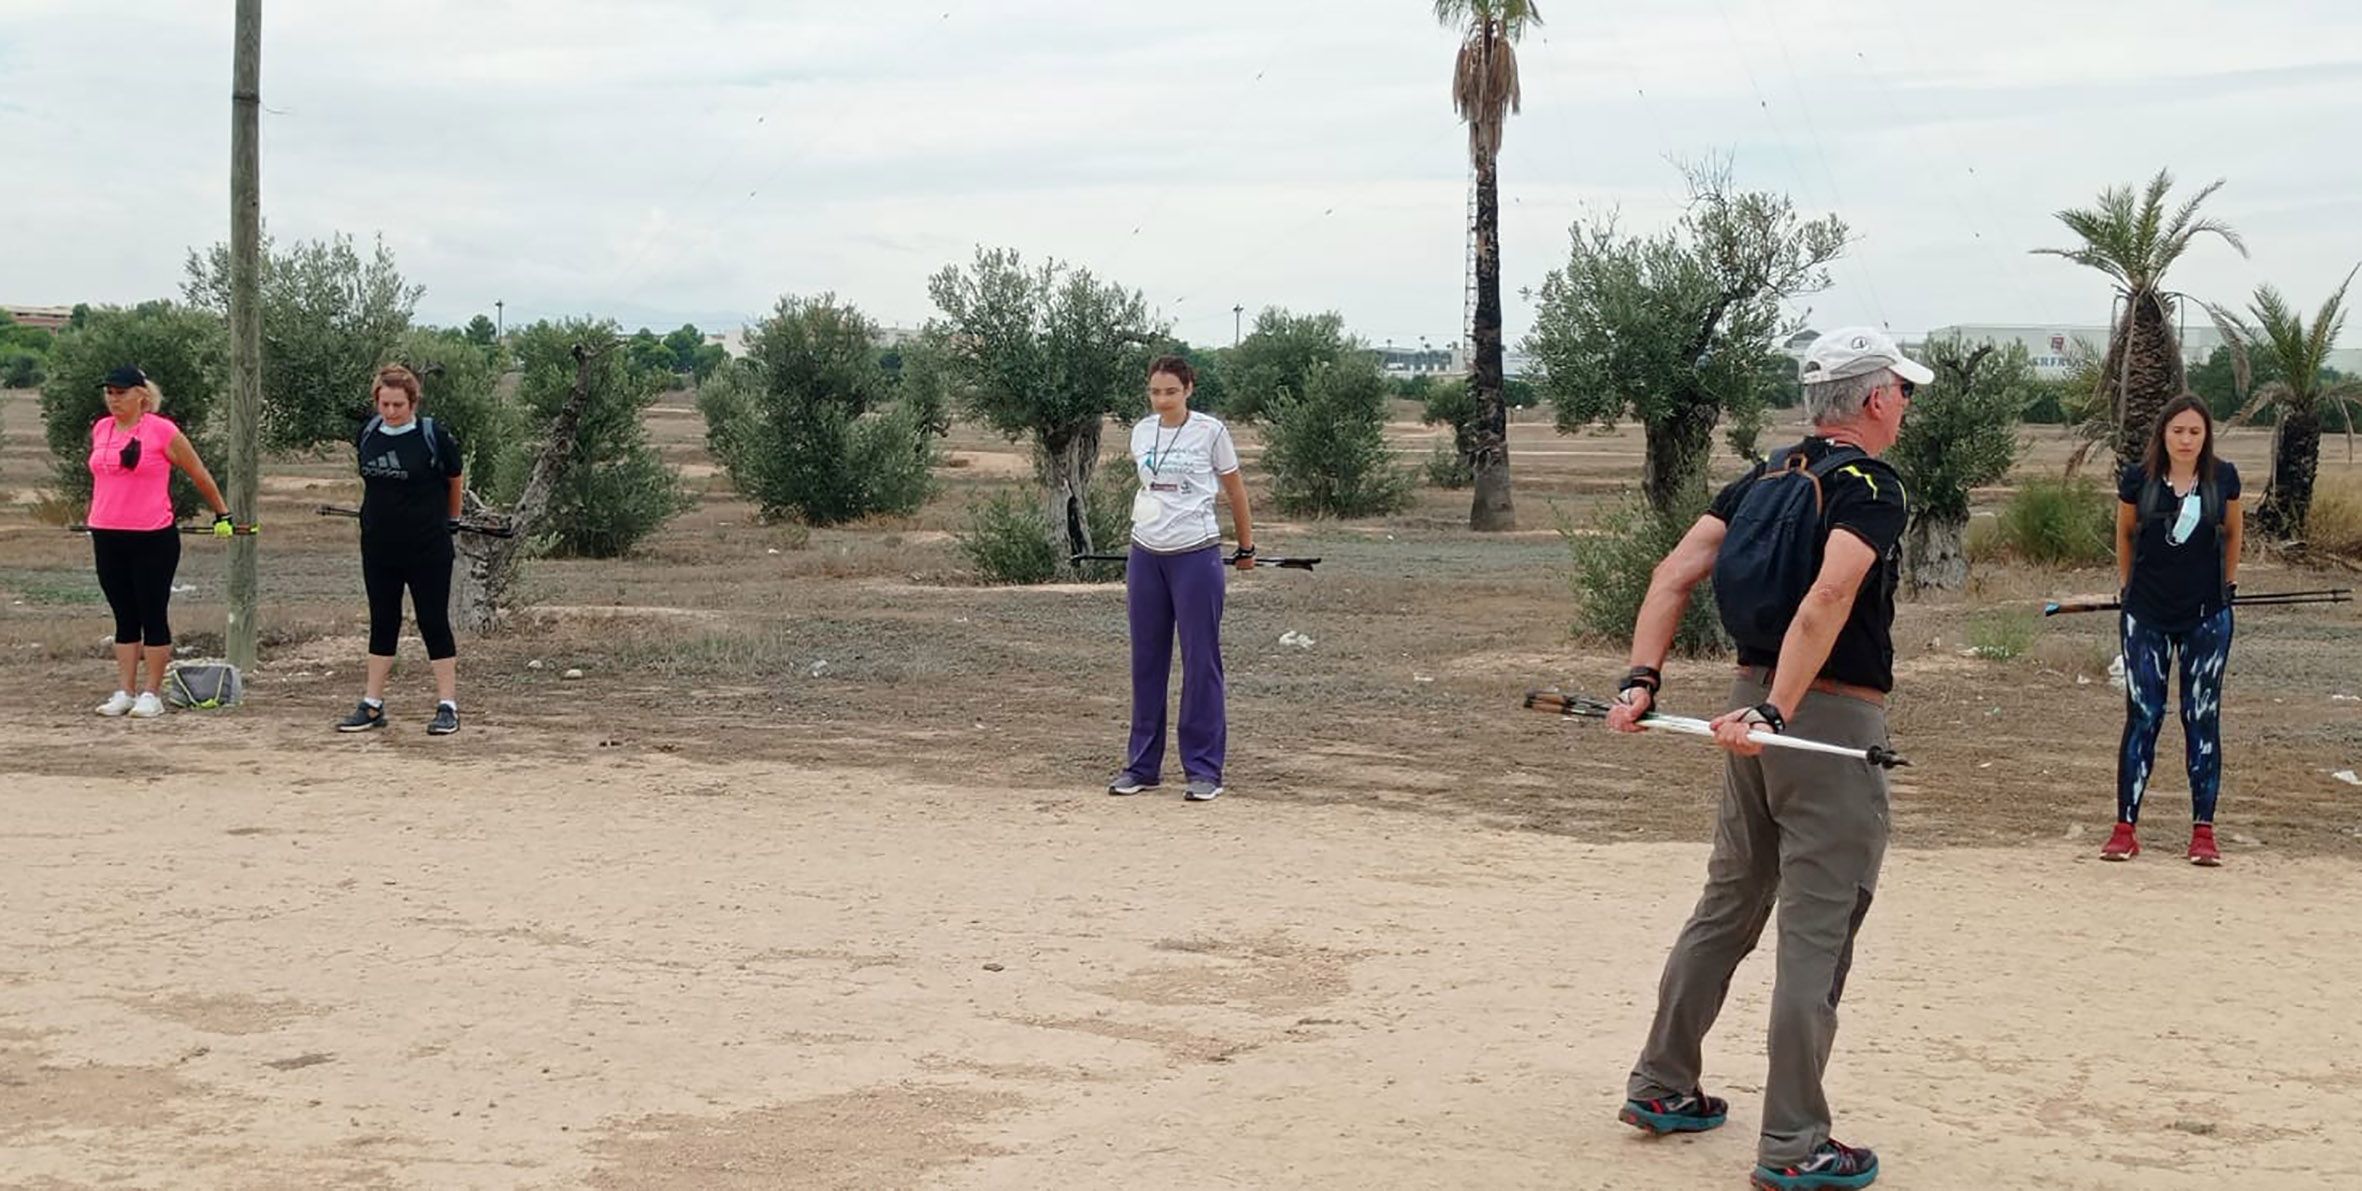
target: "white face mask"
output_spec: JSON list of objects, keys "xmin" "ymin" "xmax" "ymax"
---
[{"xmin": 2167, "ymin": 490, "xmax": 2202, "ymax": 546}]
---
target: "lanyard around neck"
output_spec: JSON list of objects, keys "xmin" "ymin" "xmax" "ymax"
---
[{"xmin": 1148, "ymin": 414, "xmax": 1189, "ymax": 477}]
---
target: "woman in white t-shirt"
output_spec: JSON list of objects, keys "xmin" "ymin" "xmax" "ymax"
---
[{"xmin": 1108, "ymin": 355, "xmax": 1256, "ymax": 802}]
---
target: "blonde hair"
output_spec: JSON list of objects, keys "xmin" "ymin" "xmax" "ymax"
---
[{"xmin": 133, "ymin": 380, "xmax": 165, "ymax": 413}]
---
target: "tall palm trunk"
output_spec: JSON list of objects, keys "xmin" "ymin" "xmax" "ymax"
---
[
  {"xmin": 2109, "ymin": 288, "xmax": 2186, "ymax": 472},
  {"xmin": 1467, "ymin": 153, "xmax": 1515, "ymax": 531},
  {"xmin": 2258, "ymin": 408, "xmax": 2321, "ymax": 541}
]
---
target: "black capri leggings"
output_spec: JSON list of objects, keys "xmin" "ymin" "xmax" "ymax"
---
[
  {"xmin": 91, "ymin": 528, "xmax": 181, "ymax": 647},
  {"xmin": 362, "ymin": 537, "xmax": 457, "ymax": 661}
]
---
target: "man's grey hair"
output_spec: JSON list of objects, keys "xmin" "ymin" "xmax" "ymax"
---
[{"xmin": 1803, "ymin": 369, "xmax": 1886, "ymax": 425}]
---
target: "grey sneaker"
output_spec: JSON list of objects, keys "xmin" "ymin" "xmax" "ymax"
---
[
  {"xmin": 427, "ymin": 703, "xmax": 460, "ymax": 736},
  {"xmin": 336, "ymin": 701, "xmax": 387, "ymax": 733},
  {"xmin": 1108, "ymin": 772, "xmax": 1158, "ymax": 796},
  {"xmin": 1184, "ymin": 780, "xmax": 1223, "ymax": 802}
]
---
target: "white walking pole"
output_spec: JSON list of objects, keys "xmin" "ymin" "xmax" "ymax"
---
[{"xmin": 1524, "ymin": 691, "xmax": 1909, "ymax": 769}]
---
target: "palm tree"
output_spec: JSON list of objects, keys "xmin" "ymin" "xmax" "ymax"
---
[
  {"xmin": 1436, "ymin": 0, "xmax": 1540, "ymax": 532},
  {"xmin": 2206, "ymin": 269, "xmax": 2362, "ymax": 543},
  {"xmin": 2033, "ymin": 170, "xmax": 2247, "ymax": 475}
]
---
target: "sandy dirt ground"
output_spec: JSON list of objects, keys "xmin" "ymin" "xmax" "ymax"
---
[{"xmin": 4, "ymin": 719, "xmax": 2361, "ymax": 1191}]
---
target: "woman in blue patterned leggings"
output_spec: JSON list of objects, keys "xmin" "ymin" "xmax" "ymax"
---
[{"xmin": 2104, "ymin": 395, "xmax": 2241, "ymax": 866}]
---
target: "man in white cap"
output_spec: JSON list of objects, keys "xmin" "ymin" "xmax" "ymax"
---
[{"xmin": 1603, "ymin": 326, "xmax": 1928, "ymax": 1189}]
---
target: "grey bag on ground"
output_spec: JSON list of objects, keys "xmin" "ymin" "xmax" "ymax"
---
[{"xmin": 163, "ymin": 661, "xmax": 244, "ymax": 709}]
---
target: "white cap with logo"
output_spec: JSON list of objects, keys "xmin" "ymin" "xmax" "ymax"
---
[{"xmin": 1800, "ymin": 326, "xmax": 1934, "ymax": 386}]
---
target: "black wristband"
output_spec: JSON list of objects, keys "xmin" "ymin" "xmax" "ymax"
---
[
  {"xmin": 1619, "ymin": 665, "xmax": 1662, "ymax": 696},
  {"xmin": 1744, "ymin": 702, "xmax": 1787, "ymax": 734},
  {"xmin": 1234, "ymin": 544, "xmax": 1255, "ymax": 557}
]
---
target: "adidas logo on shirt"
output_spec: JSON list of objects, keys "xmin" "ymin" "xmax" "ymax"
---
[{"xmin": 359, "ymin": 450, "xmax": 409, "ymax": 480}]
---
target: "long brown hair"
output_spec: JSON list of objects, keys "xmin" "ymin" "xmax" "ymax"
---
[{"xmin": 2140, "ymin": 393, "xmax": 2217, "ymax": 483}]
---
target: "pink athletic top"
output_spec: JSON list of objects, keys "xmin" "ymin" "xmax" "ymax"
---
[{"xmin": 85, "ymin": 413, "xmax": 182, "ymax": 531}]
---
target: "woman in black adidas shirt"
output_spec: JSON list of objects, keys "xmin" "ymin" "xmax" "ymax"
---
[
  {"xmin": 337, "ymin": 365, "xmax": 466, "ymax": 735},
  {"xmin": 2101, "ymin": 394, "xmax": 2241, "ymax": 866}
]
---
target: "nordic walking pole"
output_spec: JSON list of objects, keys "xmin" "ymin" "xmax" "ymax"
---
[
  {"xmin": 315, "ymin": 503, "xmax": 518, "ymax": 539},
  {"xmin": 1070, "ymin": 551, "xmax": 1321, "ymax": 571},
  {"xmin": 69, "ymin": 522, "xmax": 258, "ymax": 536},
  {"xmin": 2044, "ymin": 588, "xmax": 2349, "ymax": 616},
  {"xmin": 1523, "ymin": 691, "xmax": 1911, "ymax": 769}
]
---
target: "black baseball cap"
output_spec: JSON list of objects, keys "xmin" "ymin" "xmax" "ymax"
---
[{"xmin": 102, "ymin": 365, "xmax": 150, "ymax": 390}]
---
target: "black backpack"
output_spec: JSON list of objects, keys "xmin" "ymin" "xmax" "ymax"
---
[
  {"xmin": 2137, "ymin": 468, "xmax": 2221, "ymax": 538},
  {"xmin": 2136, "ymin": 465, "xmax": 2228, "ymax": 602},
  {"xmin": 360, "ymin": 414, "xmax": 442, "ymax": 471},
  {"xmin": 1712, "ymin": 443, "xmax": 1869, "ymax": 657}
]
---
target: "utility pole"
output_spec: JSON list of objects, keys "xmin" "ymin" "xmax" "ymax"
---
[
  {"xmin": 1232, "ymin": 303, "xmax": 1243, "ymax": 347},
  {"xmin": 226, "ymin": 0, "xmax": 262, "ymax": 672},
  {"xmin": 495, "ymin": 299, "xmax": 504, "ymax": 341}
]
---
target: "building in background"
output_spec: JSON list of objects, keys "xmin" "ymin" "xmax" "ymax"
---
[
  {"xmin": 1914, "ymin": 323, "xmax": 2362, "ymax": 379},
  {"xmin": 3, "ymin": 305, "xmax": 72, "ymax": 331},
  {"xmin": 1375, "ymin": 341, "xmax": 1536, "ymax": 381}
]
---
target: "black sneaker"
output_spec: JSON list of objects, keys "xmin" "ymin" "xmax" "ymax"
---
[
  {"xmin": 1751, "ymin": 1140, "xmax": 1879, "ymax": 1190},
  {"xmin": 1618, "ymin": 1088, "xmax": 1729, "ymax": 1135},
  {"xmin": 336, "ymin": 701, "xmax": 387, "ymax": 733},
  {"xmin": 427, "ymin": 703, "xmax": 460, "ymax": 736}
]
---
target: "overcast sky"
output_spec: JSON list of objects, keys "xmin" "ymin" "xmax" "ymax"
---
[{"xmin": 4, "ymin": 0, "xmax": 2358, "ymax": 350}]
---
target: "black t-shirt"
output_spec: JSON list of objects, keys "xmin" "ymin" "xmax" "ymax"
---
[
  {"xmin": 2117, "ymin": 460, "xmax": 2240, "ymax": 631},
  {"xmin": 357, "ymin": 419, "xmax": 463, "ymax": 547},
  {"xmin": 1707, "ymin": 437, "xmax": 1911, "ymax": 691}
]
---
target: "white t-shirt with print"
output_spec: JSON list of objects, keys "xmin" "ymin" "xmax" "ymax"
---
[{"xmin": 1128, "ymin": 411, "xmax": 1239, "ymax": 554}]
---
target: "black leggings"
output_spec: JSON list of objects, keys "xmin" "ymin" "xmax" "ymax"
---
[
  {"xmin": 363, "ymin": 537, "xmax": 457, "ymax": 660},
  {"xmin": 91, "ymin": 528, "xmax": 181, "ymax": 647}
]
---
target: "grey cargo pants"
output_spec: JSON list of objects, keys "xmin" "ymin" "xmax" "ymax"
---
[{"xmin": 1626, "ymin": 672, "xmax": 1892, "ymax": 1166}]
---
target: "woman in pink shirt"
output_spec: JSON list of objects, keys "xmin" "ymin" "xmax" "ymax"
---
[{"xmin": 85, "ymin": 365, "xmax": 234, "ymax": 719}]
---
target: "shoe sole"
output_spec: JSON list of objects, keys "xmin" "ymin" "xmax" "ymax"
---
[
  {"xmin": 428, "ymin": 725, "xmax": 458, "ymax": 736},
  {"xmin": 1107, "ymin": 784, "xmax": 1156, "ymax": 796},
  {"xmin": 1184, "ymin": 788, "xmax": 1223, "ymax": 802},
  {"xmin": 337, "ymin": 722, "xmax": 387, "ymax": 733},
  {"xmin": 1749, "ymin": 1167, "xmax": 1877, "ymax": 1191},
  {"xmin": 1618, "ymin": 1105, "xmax": 1726, "ymax": 1135},
  {"xmin": 2190, "ymin": 855, "xmax": 2221, "ymax": 867},
  {"xmin": 2100, "ymin": 849, "xmax": 2136, "ymax": 861}
]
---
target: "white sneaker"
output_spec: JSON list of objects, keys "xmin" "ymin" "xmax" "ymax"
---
[
  {"xmin": 129, "ymin": 692, "xmax": 165, "ymax": 719},
  {"xmin": 96, "ymin": 691, "xmax": 135, "ymax": 717}
]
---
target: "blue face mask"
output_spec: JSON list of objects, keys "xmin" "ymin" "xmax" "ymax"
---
[{"xmin": 2167, "ymin": 490, "xmax": 2202, "ymax": 546}]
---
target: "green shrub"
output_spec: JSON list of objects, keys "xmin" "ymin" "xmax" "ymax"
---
[
  {"xmin": 510, "ymin": 320, "xmax": 692, "ymax": 558},
  {"xmin": 1563, "ymin": 492, "xmax": 1726, "ymax": 657},
  {"xmin": 700, "ymin": 297, "xmax": 938, "ymax": 526},
  {"xmin": 1419, "ymin": 378, "xmax": 1475, "ymax": 488},
  {"xmin": 1993, "ymin": 475, "xmax": 2114, "ymax": 566},
  {"xmin": 1424, "ymin": 442, "xmax": 1472, "ymax": 489},
  {"xmin": 959, "ymin": 468, "xmax": 1133, "ymax": 584},
  {"xmin": 2, "ymin": 351, "xmax": 43, "ymax": 389},
  {"xmin": 1262, "ymin": 356, "xmax": 1413, "ymax": 518}
]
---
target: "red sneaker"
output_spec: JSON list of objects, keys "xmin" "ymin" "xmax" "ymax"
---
[
  {"xmin": 2100, "ymin": 822, "xmax": 2139, "ymax": 861},
  {"xmin": 2188, "ymin": 824, "xmax": 2222, "ymax": 867}
]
